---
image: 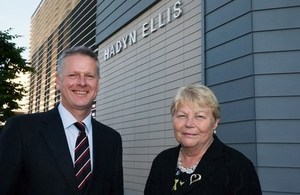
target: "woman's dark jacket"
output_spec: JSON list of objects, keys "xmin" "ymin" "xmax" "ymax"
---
[{"xmin": 144, "ymin": 135, "xmax": 262, "ymax": 195}]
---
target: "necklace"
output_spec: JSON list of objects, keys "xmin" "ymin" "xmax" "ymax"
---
[
  {"xmin": 177, "ymin": 148, "xmax": 200, "ymax": 174},
  {"xmin": 177, "ymin": 138, "xmax": 214, "ymax": 174}
]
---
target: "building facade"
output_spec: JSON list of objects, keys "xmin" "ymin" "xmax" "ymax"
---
[
  {"xmin": 29, "ymin": 0, "xmax": 300, "ymax": 194},
  {"xmin": 96, "ymin": 1, "xmax": 202, "ymax": 194},
  {"xmin": 95, "ymin": 0, "xmax": 300, "ymax": 195}
]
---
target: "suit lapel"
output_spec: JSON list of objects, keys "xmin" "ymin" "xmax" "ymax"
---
[
  {"xmin": 40, "ymin": 107, "xmax": 79, "ymax": 195},
  {"xmin": 84, "ymin": 119, "xmax": 98, "ymax": 192},
  {"xmin": 163, "ymin": 147, "xmax": 182, "ymax": 194},
  {"xmin": 84, "ymin": 119, "xmax": 106, "ymax": 192}
]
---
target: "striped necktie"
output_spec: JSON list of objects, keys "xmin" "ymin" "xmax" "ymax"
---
[{"xmin": 74, "ymin": 122, "xmax": 92, "ymax": 192}]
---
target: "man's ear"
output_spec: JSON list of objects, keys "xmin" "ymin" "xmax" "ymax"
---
[{"xmin": 55, "ymin": 74, "xmax": 61, "ymax": 91}]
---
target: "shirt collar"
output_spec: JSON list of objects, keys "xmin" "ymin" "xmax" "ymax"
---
[{"xmin": 58, "ymin": 103, "xmax": 92, "ymax": 133}]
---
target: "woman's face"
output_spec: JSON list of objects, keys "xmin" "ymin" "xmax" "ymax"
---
[{"xmin": 172, "ymin": 102, "xmax": 219, "ymax": 150}]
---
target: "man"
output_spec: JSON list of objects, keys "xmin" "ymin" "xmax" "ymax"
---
[{"xmin": 0, "ymin": 46, "xmax": 124, "ymax": 195}]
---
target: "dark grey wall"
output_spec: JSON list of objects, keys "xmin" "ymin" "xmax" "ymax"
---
[
  {"xmin": 204, "ymin": 0, "xmax": 300, "ymax": 194},
  {"xmin": 253, "ymin": 1, "xmax": 300, "ymax": 194},
  {"xmin": 96, "ymin": 0, "xmax": 157, "ymax": 45},
  {"xmin": 204, "ymin": 0, "xmax": 256, "ymax": 161}
]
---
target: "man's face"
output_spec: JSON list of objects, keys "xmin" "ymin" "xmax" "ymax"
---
[{"xmin": 56, "ymin": 54, "xmax": 99, "ymax": 114}]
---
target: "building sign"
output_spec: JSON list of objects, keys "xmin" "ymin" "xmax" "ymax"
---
[{"xmin": 103, "ymin": 1, "xmax": 183, "ymax": 61}]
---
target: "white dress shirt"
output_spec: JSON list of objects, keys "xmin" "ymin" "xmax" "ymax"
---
[{"xmin": 58, "ymin": 103, "xmax": 94, "ymax": 169}]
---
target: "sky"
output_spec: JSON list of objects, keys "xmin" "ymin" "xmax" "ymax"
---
[{"xmin": 0, "ymin": 0, "xmax": 42, "ymax": 60}]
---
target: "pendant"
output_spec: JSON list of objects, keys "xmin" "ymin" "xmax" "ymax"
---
[{"xmin": 190, "ymin": 174, "xmax": 201, "ymax": 185}]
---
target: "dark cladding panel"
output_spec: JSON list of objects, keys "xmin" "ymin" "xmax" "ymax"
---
[{"xmin": 96, "ymin": 0, "xmax": 157, "ymax": 45}]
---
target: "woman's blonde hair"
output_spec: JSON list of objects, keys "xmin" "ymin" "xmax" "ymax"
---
[{"xmin": 170, "ymin": 84, "xmax": 220, "ymax": 119}]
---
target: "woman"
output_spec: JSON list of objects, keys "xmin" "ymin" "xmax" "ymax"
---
[{"xmin": 144, "ymin": 84, "xmax": 262, "ymax": 195}]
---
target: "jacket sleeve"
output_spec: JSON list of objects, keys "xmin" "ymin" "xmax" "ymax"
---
[
  {"xmin": 231, "ymin": 160, "xmax": 262, "ymax": 195},
  {"xmin": 144, "ymin": 155, "xmax": 163, "ymax": 195},
  {"xmin": 0, "ymin": 117, "xmax": 24, "ymax": 195},
  {"xmin": 111, "ymin": 133, "xmax": 124, "ymax": 195}
]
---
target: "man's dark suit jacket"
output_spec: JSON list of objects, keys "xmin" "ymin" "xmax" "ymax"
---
[
  {"xmin": 0, "ymin": 106, "xmax": 123, "ymax": 195},
  {"xmin": 145, "ymin": 135, "xmax": 262, "ymax": 195}
]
